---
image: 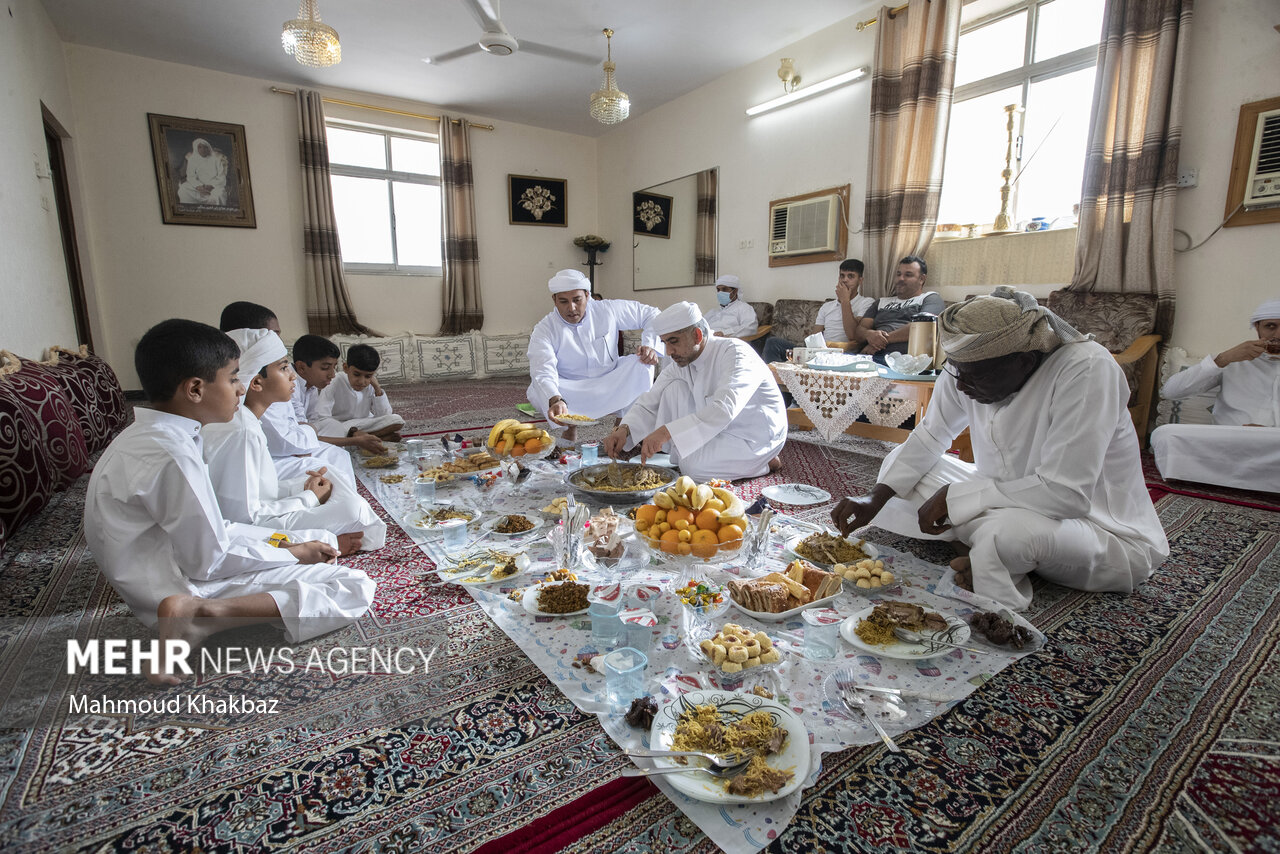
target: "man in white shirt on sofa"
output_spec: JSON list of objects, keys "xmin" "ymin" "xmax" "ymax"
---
[{"xmin": 704, "ymin": 274, "xmax": 759, "ymax": 338}]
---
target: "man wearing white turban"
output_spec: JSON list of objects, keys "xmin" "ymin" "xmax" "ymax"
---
[
  {"xmin": 177, "ymin": 138, "xmax": 229, "ymax": 206},
  {"xmin": 703, "ymin": 274, "xmax": 759, "ymax": 338},
  {"xmin": 526, "ymin": 269, "xmax": 661, "ymax": 438},
  {"xmin": 603, "ymin": 301, "xmax": 787, "ymax": 481},
  {"xmin": 831, "ymin": 287, "xmax": 1168, "ymax": 610},
  {"xmin": 1149, "ymin": 300, "xmax": 1280, "ymax": 493}
]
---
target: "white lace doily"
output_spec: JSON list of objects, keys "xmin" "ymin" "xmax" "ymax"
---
[{"xmin": 774, "ymin": 363, "xmax": 920, "ymax": 442}]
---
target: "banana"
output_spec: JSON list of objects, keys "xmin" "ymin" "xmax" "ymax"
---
[
  {"xmin": 715, "ymin": 489, "xmax": 746, "ymax": 521},
  {"xmin": 710, "ymin": 486, "xmax": 737, "ymax": 507},
  {"xmin": 675, "ymin": 476, "xmax": 695, "ymax": 496},
  {"xmin": 488, "ymin": 419, "xmax": 520, "ymax": 447},
  {"xmin": 718, "ymin": 514, "xmax": 748, "ymax": 530},
  {"xmin": 691, "ymin": 483, "xmax": 712, "ymax": 511},
  {"xmin": 654, "ymin": 491, "xmax": 675, "ymax": 510},
  {"xmin": 672, "ymin": 488, "xmax": 692, "ymax": 508},
  {"xmin": 515, "ymin": 429, "xmax": 540, "ymax": 442}
]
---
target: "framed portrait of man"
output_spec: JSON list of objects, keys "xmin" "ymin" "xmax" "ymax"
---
[{"xmin": 148, "ymin": 114, "xmax": 257, "ymax": 228}]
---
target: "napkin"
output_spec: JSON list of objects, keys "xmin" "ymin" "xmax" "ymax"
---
[
  {"xmin": 619, "ymin": 608, "xmax": 657, "ymax": 628},
  {"xmin": 804, "ymin": 332, "xmax": 827, "ymax": 349}
]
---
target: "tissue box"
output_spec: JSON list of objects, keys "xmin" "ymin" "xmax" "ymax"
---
[{"xmin": 792, "ymin": 347, "xmax": 843, "ymax": 364}]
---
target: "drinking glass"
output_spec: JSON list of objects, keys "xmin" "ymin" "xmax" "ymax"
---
[
  {"xmin": 580, "ymin": 441, "xmax": 599, "ymax": 466},
  {"xmin": 604, "ymin": 648, "xmax": 648, "ymax": 713},
  {"xmin": 802, "ymin": 609, "xmax": 840, "ymax": 660},
  {"xmin": 440, "ymin": 518, "xmax": 468, "ymax": 551},
  {"xmin": 589, "ymin": 599, "xmax": 624, "ymax": 649},
  {"xmin": 415, "ymin": 476, "xmax": 436, "ymax": 507}
]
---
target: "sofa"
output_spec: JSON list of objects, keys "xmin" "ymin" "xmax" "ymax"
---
[{"xmin": 0, "ymin": 347, "xmax": 128, "ymax": 556}]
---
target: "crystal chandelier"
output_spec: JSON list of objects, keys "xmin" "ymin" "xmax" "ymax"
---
[
  {"xmin": 282, "ymin": 0, "xmax": 342, "ymax": 68},
  {"xmin": 589, "ymin": 28, "xmax": 630, "ymax": 125}
]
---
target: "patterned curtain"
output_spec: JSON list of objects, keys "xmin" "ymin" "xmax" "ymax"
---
[
  {"xmin": 439, "ymin": 115, "xmax": 483, "ymax": 334},
  {"xmin": 1070, "ymin": 0, "xmax": 1191, "ymax": 340},
  {"xmin": 863, "ymin": 0, "xmax": 961, "ymax": 298},
  {"xmin": 295, "ymin": 90, "xmax": 376, "ymax": 336},
  {"xmin": 694, "ymin": 167, "xmax": 718, "ymax": 286}
]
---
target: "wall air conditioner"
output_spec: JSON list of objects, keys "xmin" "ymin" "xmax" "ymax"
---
[
  {"xmin": 1243, "ymin": 107, "xmax": 1280, "ymax": 209},
  {"xmin": 768, "ymin": 193, "xmax": 840, "ymax": 257}
]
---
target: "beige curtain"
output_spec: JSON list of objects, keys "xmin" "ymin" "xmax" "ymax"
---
[
  {"xmin": 863, "ymin": 0, "xmax": 961, "ymax": 298},
  {"xmin": 694, "ymin": 168, "xmax": 718, "ymax": 286},
  {"xmin": 1070, "ymin": 0, "xmax": 1191, "ymax": 340},
  {"xmin": 439, "ymin": 115, "xmax": 483, "ymax": 334},
  {"xmin": 296, "ymin": 90, "xmax": 376, "ymax": 336}
]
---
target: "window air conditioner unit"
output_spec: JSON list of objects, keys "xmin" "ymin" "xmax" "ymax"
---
[
  {"xmin": 1244, "ymin": 107, "xmax": 1280, "ymax": 210},
  {"xmin": 768, "ymin": 194, "xmax": 840, "ymax": 257}
]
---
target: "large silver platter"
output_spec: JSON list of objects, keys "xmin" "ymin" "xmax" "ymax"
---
[{"xmin": 564, "ymin": 462, "xmax": 679, "ymax": 503}]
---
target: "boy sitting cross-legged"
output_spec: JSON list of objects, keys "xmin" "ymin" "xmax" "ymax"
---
[
  {"xmin": 83, "ymin": 319, "xmax": 376, "ymax": 685},
  {"xmin": 203, "ymin": 327, "xmax": 387, "ymax": 554},
  {"xmin": 312, "ymin": 343, "xmax": 406, "ymax": 442},
  {"xmin": 290, "ymin": 334, "xmax": 387, "ymax": 456}
]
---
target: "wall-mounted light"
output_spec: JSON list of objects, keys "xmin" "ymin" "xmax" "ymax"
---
[
  {"xmin": 746, "ymin": 65, "xmax": 869, "ymax": 117},
  {"xmin": 778, "ymin": 58, "xmax": 800, "ymax": 94}
]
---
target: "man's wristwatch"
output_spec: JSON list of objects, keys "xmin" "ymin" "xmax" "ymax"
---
[{"xmin": 548, "ymin": 395, "xmax": 564, "ymax": 407}]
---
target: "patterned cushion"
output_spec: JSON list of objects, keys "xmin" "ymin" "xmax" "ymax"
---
[
  {"xmin": 1155, "ymin": 347, "xmax": 1216, "ymax": 427},
  {"xmin": 482, "ymin": 334, "xmax": 531, "ymax": 377},
  {"xmin": 770, "ymin": 299, "xmax": 826, "ymax": 346},
  {"xmin": 1046, "ymin": 291, "xmax": 1156, "ymax": 354},
  {"xmin": 619, "ymin": 329, "xmax": 645, "ymax": 358},
  {"xmin": 748, "ymin": 301, "xmax": 774, "ymax": 328},
  {"xmin": 45, "ymin": 347, "xmax": 128, "ymax": 454},
  {"xmin": 414, "ymin": 335, "xmax": 477, "ymax": 379},
  {"xmin": 330, "ymin": 334, "xmax": 415, "ymax": 384},
  {"xmin": 3, "ymin": 355, "xmax": 89, "ymax": 489},
  {"xmin": 0, "ymin": 376, "xmax": 57, "ymax": 538}
]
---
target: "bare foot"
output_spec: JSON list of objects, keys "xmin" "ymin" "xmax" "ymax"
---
[
  {"xmin": 336, "ymin": 532, "xmax": 364, "ymax": 556},
  {"xmin": 149, "ymin": 595, "xmax": 220, "ymax": 686},
  {"xmin": 950, "ymin": 556, "xmax": 973, "ymax": 592},
  {"xmin": 385, "ymin": 432, "xmax": 403, "ymax": 442},
  {"xmin": 768, "ymin": 456, "xmax": 783, "ymax": 473},
  {"xmin": 562, "ymin": 425, "xmax": 578, "ymax": 443}
]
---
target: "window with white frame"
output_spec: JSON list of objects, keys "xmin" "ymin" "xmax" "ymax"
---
[
  {"xmin": 326, "ymin": 122, "xmax": 443, "ymax": 273},
  {"xmin": 937, "ymin": 0, "xmax": 1106, "ymax": 232}
]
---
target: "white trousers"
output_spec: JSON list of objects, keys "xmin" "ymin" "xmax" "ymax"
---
[
  {"xmin": 1150, "ymin": 423, "xmax": 1280, "ymax": 493},
  {"xmin": 264, "ymin": 475, "xmax": 388, "ymax": 552},
  {"xmin": 872, "ymin": 449, "xmax": 1153, "ymax": 610},
  {"xmin": 195, "ymin": 560, "xmax": 376, "ymax": 643},
  {"xmin": 328, "ymin": 414, "xmax": 405, "ymax": 436},
  {"xmin": 273, "ymin": 443, "xmax": 357, "ymax": 489},
  {"xmin": 527, "ymin": 356, "xmax": 654, "ymax": 420}
]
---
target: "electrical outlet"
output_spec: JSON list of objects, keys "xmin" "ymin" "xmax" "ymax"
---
[
  {"xmin": 1176, "ymin": 167, "xmax": 1198, "ymax": 188},
  {"xmin": 738, "ymin": 239, "xmax": 754, "ymax": 250}
]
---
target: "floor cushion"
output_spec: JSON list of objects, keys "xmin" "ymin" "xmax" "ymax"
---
[
  {"xmin": 45, "ymin": 346, "xmax": 128, "ymax": 454},
  {"xmin": 0, "ymin": 371, "xmax": 57, "ymax": 539},
  {"xmin": 1, "ymin": 353, "xmax": 89, "ymax": 489}
]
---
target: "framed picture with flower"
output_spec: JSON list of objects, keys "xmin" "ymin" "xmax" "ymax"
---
[
  {"xmin": 508, "ymin": 174, "xmax": 567, "ymax": 227},
  {"xmin": 633, "ymin": 191, "xmax": 672, "ymax": 239}
]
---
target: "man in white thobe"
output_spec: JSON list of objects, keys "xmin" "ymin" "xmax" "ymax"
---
[
  {"xmin": 177, "ymin": 138, "xmax": 229, "ymax": 206},
  {"xmin": 604, "ymin": 301, "xmax": 787, "ymax": 482},
  {"xmin": 204, "ymin": 329, "xmax": 387, "ymax": 552},
  {"xmin": 527, "ymin": 269, "xmax": 661, "ymax": 437},
  {"xmin": 704, "ymin": 274, "xmax": 759, "ymax": 338},
  {"xmin": 1150, "ymin": 299, "xmax": 1280, "ymax": 493},
  {"xmin": 832, "ymin": 287, "xmax": 1168, "ymax": 610}
]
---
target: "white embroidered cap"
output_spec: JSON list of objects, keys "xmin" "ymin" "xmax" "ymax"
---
[
  {"xmin": 1249, "ymin": 299, "xmax": 1280, "ymax": 326},
  {"xmin": 653, "ymin": 301, "xmax": 704, "ymax": 335},
  {"xmin": 715, "ymin": 274, "xmax": 741, "ymax": 292},
  {"xmin": 548, "ymin": 269, "xmax": 590, "ymax": 294},
  {"xmin": 226, "ymin": 327, "xmax": 288, "ymax": 387}
]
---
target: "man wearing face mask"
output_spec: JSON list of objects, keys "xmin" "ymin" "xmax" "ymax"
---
[
  {"xmin": 703, "ymin": 274, "xmax": 759, "ymax": 338},
  {"xmin": 1149, "ymin": 299, "xmax": 1280, "ymax": 493},
  {"xmin": 830, "ymin": 287, "xmax": 1168, "ymax": 610}
]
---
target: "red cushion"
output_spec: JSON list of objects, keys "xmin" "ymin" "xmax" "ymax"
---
[
  {"xmin": 43, "ymin": 347, "xmax": 129, "ymax": 454},
  {"xmin": 0, "ymin": 380, "xmax": 57, "ymax": 536},
  {"xmin": 8, "ymin": 359, "xmax": 90, "ymax": 488}
]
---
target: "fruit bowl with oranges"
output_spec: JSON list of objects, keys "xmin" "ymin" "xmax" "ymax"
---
[
  {"xmin": 485, "ymin": 419, "xmax": 557, "ymax": 460},
  {"xmin": 632, "ymin": 477, "xmax": 752, "ymax": 564}
]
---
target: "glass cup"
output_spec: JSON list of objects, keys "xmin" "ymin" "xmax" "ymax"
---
[
  {"xmin": 802, "ymin": 609, "xmax": 841, "ymax": 661},
  {"xmin": 405, "ymin": 439, "xmax": 426, "ymax": 460},
  {"xmin": 415, "ymin": 476, "xmax": 436, "ymax": 507},
  {"xmin": 589, "ymin": 599, "xmax": 624, "ymax": 649},
  {"xmin": 440, "ymin": 518, "xmax": 468, "ymax": 551},
  {"xmin": 603, "ymin": 647, "xmax": 648, "ymax": 713},
  {"xmin": 785, "ymin": 349, "xmax": 795, "ymax": 363},
  {"xmin": 624, "ymin": 620, "xmax": 653, "ymax": 654},
  {"xmin": 580, "ymin": 441, "xmax": 599, "ymax": 466}
]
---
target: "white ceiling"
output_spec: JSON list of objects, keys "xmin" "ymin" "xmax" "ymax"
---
[{"xmin": 39, "ymin": 0, "xmax": 865, "ymax": 136}]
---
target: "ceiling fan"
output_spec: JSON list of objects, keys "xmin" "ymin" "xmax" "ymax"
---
[{"xmin": 425, "ymin": 0, "xmax": 599, "ymax": 66}]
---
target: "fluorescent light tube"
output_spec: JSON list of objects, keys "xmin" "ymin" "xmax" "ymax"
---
[{"xmin": 746, "ymin": 66, "xmax": 869, "ymax": 117}]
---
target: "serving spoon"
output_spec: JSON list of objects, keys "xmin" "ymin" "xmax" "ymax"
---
[
  {"xmin": 619, "ymin": 759, "xmax": 751, "ymax": 779},
  {"xmin": 892, "ymin": 626, "xmax": 988, "ymax": 655}
]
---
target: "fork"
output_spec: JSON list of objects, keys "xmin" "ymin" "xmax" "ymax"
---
[
  {"xmin": 836, "ymin": 669, "xmax": 901, "ymax": 753},
  {"xmin": 619, "ymin": 759, "xmax": 751, "ymax": 779},
  {"xmin": 626, "ymin": 748, "xmax": 750, "ymax": 768}
]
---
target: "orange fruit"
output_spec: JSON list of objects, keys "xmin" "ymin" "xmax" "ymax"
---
[
  {"xmin": 694, "ymin": 509, "xmax": 721, "ymax": 531},
  {"xmin": 659, "ymin": 529, "xmax": 682, "ymax": 554},
  {"xmin": 677, "ymin": 543, "xmax": 693, "ymax": 556},
  {"xmin": 717, "ymin": 524, "xmax": 744, "ymax": 549},
  {"xmin": 690, "ymin": 529, "xmax": 719, "ymax": 558},
  {"xmin": 511, "ymin": 445, "xmax": 526, "ymax": 456},
  {"xmin": 636, "ymin": 505, "xmax": 659, "ymax": 525},
  {"xmin": 525, "ymin": 438, "xmax": 543, "ymax": 454},
  {"xmin": 668, "ymin": 507, "xmax": 695, "ymax": 526}
]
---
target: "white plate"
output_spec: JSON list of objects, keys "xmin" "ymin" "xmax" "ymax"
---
[
  {"xmin": 552, "ymin": 413, "xmax": 600, "ymax": 426},
  {"xmin": 839, "ymin": 604, "xmax": 971, "ymax": 661},
  {"xmin": 648, "ymin": 689, "xmax": 810, "ymax": 804},
  {"xmin": 729, "ymin": 590, "xmax": 842, "ymax": 623},
  {"xmin": 482, "ymin": 515, "xmax": 545, "ymax": 538},
  {"xmin": 406, "ymin": 503, "xmax": 478, "ymax": 534},
  {"xmin": 521, "ymin": 583, "xmax": 590, "ymax": 617},
  {"xmin": 761, "ymin": 484, "xmax": 831, "ymax": 506},
  {"xmin": 784, "ymin": 533, "xmax": 880, "ymax": 569},
  {"xmin": 443, "ymin": 553, "xmax": 532, "ymax": 586}
]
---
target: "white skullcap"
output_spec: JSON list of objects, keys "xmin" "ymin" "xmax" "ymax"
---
[
  {"xmin": 715, "ymin": 274, "xmax": 741, "ymax": 291},
  {"xmin": 1249, "ymin": 299, "xmax": 1280, "ymax": 326},
  {"xmin": 653, "ymin": 301, "xmax": 704, "ymax": 335},
  {"xmin": 226, "ymin": 327, "xmax": 288, "ymax": 387},
  {"xmin": 548, "ymin": 269, "xmax": 590, "ymax": 294}
]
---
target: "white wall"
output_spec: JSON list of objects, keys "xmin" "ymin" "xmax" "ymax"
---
[
  {"xmin": 1169, "ymin": 0, "xmax": 1280, "ymax": 356},
  {"xmin": 0, "ymin": 0, "xmax": 82, "ymax": 357},
  {"xmin": 595, "ymin": 5, "xmax": 880, "ymax": 314},
  {"xmin": 61, "ymin": 46, "xmax": 596, "ymax": 388}
]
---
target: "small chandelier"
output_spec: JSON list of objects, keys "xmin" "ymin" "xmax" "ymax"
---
[
  {"xmin": 282, "ymin": 0, "xmax": 341, "ymax": 68},
  {"xmin": 589, "ymin": 28, "xmax": 630, "ymax": 125}
]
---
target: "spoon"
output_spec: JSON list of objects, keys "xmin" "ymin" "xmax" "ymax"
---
[
  {"xmin": 892, "ymin": 627, "xmax": 987, "ymax": 655},
  {"xmin": 619, "ymin": 759, "xmax": 751, "ymax": 779}
]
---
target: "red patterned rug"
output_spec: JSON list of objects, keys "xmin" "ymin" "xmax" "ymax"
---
[{"xmin": 1, "ymin": 381, "xmax": 1275, "ymax": 853}]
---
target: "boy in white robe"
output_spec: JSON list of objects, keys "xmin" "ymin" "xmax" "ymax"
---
[
  {"xmin": 83, "ymin": 319, "xmax": 376, "ymax": 684},
  {"xmin": 603, "ymin": 301, "xmax": 787, "ymax": 481},
  {"xmin": 831, "ymin": 287, "xmax": 1168, "ymax": 610},
  {"xmin": 1150, "ymin": 300, "xmax": 1280, "ymax": 493},
  {"xmin": 312, "ymin": 344, "xmax": 405, "ymax": 440},
  {"xmin": 703, "ymin": 274, "xmax": 759, "ymax": 338},
  {"xmin": 217, "ymin": 301, "xmax": 360, "ymax": 486},
  {"xmin": 527, "ymin": 269, "xmax": 662, "ymax": 439},
  {"xmin": 204, "ymin": 328, "xmax": 387, "ymax": 553}
]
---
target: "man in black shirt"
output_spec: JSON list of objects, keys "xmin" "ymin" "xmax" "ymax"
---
[{"xmin": 851, "ymin": 256, "xmax": 944, "ymax": 360}]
